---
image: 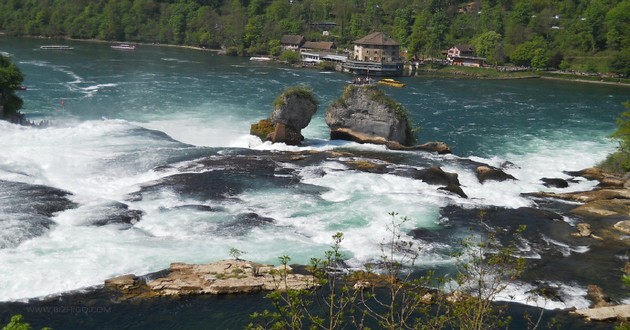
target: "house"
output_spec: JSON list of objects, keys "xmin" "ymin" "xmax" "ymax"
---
[
  {"xmin": 446, "ymin": 44, "xmax": 485, "ymax": 67},
  {"xmin": 280, "ymin": 35, "xmax": 306, "ymax": 51},
  {"xmin": 301, "ymin": 41, "xmax": 336, "ymax": 52},
  {"xmin": 447, "ymin": 44, "xmax": 475, "ymax": 60},
  {"xmin": 343, "ymin": 32, "xmax": 404, "ymax": 76}
]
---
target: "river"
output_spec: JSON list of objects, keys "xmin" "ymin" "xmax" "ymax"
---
[{"xmin": 0, "ymin": 37, "xmax": 628, "ymax": 329}]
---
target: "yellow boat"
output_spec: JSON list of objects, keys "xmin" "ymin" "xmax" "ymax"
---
[{"xmin": 377, "ymin": 78, "xmax": 406, "ymax": 87}]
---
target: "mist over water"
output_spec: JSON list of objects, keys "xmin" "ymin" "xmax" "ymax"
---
[{"xmin": 0, "ymin": 37, "xmax": 629, "ymax": 318}]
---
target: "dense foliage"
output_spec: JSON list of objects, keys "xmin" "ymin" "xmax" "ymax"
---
[
  {"xmin": 601, "ymin": 101, "xmax": 630, "ymax": 173},
  {"xmin": 0, "ymin": 55, "xmax": 24, "ymax": 118},
  {"xmin": 0, "ymin": 0, "xmax": 628, "ymax": 74}
]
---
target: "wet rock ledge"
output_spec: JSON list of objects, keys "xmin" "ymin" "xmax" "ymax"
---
[{"xmin": 105, "ymin": 259, "xmax": 315, "ymax": 300}]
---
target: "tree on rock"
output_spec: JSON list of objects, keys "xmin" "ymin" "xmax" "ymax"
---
[
  {"xmin": 325, "ymin": 85, "xmax": 415, "ymax": 147},
  {"xmin": 250, "ymin": 85, "xmax": 318, "ymax": 145},
  {"xmin": 0, "ymin": 55, "xmax": 25, "ymax": 123}
]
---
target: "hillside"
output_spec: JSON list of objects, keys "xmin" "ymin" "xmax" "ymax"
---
[{"xmin": 0, "ymin": 0, "xmax": 628, "ymax": 76}]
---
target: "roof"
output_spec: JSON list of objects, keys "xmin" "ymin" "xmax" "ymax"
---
[
  {"xmin": 281, "ymin": 35, "xmax": 306, "ymax": 45},
  {"xmin": 302, "ymin": 41, "xmax": 336, "ymax": 50},
  {"xmin": 451, "ymin": 44, "xmax": 475, "ymax": 52},
  {"xmin": 353, "ymin": 32, "xmax": 400, "ymax": 46}
]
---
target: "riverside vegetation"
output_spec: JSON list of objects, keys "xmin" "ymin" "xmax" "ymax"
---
[
  {"xmin": 246, "ymin": 212, "xmax": 538, "ymax": 330},
  {"xmin": 0, "ymin": 0, "xmax": 628, "ymax": 77}
]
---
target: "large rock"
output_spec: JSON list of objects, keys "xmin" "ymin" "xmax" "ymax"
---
[
  {"xmin": 250, "ymin": 86, "xmax": 318, "ymax": 145},
  {"xmin": 475, "ymin": 165, "xmax": 517, "ymax": 184},
  {"xmin": 271, "ymin": 87, "xmax": 318, "ymax": 131},
  {"xmin": 413, "ymin": 166, "xmax": 467, "ymax": 198},
  {"xmin": 105, "ymin": 259, "xmax": 316, "ymax": 299},
  {"xmin": 325, "ymin": 85, "xmax": 412, "ymax": 146},
  {"xmin": 572, "ymin": 304, "xmax": 630, "ymax": 321}
]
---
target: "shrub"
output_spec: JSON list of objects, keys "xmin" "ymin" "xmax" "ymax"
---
[
  {"xmin": 273, "ymin": 85, "xmax": 317, "ymax": 109},
  {"xmin": 279, "ymin": 50, "xmax": 300, "ymax": 64},
  {"xmin": 600, "ymin": 102, "xmax": 630, "ymax": 174}
]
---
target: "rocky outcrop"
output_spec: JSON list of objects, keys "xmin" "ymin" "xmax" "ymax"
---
[
  {"xmin": 565, "ymin": 168, "xmax": 627, "ymax": 188},
  {"xmin": 571, "ymin": 304, "xmax": 630, "ymax": 321},
  {"xmin": 250, "ymin": 86, "xmax": 318, "ymax": 145},
  {"xmin": 413, "ymin": 166, "xmax": 467, "ymax": 198},
  {"xmin": 325, "ymin": 85, "xmax": 412, "ymax": 146},
  {"xmin": 475, "ymin": 165, "xmax": 517, "ymax": 184},
  {"xmin": 105, "ymin": 259, "xmax": 316, "ymax": 300},
  {"xmin": 541, "ymin": 177, "xmax": 570, "ymax": 188}
]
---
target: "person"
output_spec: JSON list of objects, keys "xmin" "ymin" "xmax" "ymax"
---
[{"xmin": 61, "ymin": 99, "xmax": 65, "ymax": 109}]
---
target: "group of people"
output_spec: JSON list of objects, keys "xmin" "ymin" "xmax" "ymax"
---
[{"xmin": 351, "ymin": 76, "xmax": 373, "ymax": 85}]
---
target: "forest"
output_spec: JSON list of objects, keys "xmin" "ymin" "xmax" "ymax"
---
[{"xmin": 0, "ymin": 0, "xmax": 628, "ymax": 76}]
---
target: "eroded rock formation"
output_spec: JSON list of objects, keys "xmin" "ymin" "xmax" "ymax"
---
[
  {"xmin": 105, "ymin": 259, "xmax": 316, "ymax": 300},
  {"xmin": 250, "ymin": 86, "xmax": 317, "ymax": 145}
]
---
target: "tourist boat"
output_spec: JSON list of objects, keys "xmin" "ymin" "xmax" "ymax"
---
[
  {"xmin": 378, "ymin": 78, "xmax": 406, "ymax": 87},
  {"xmin": 111, "ymin": 43, "xmax": 136, "ymax": 50},
  {"xmin": 40, "ymin": 45, "xmax": 74, "ymax": 50}
]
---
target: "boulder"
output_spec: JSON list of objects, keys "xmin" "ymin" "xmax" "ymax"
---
[
  {"xmin": 475, "ymin": 165, "xmax": 517, "ymax": 184},
  {"xmin": 414, "ymin": 166, "xmax": 467, "ymax": 198},
  {"xmin": 541, "ymin": 177, "xmax": 569, "ymax": 188},
  {"xmin": 271, "ymin": 88, "xmax": 318, "ymax": 131},
  {"xmin": 414, "ymin": 166, "xmax": 459, "ymax": 186},
  {"xmin": 614, "ymin": 220, "xmax": 630, "ymax": 234},
  {"xmin": 566, "ymin": 168, "xmax": 626, "ymax": 188},
  {"xmin": 572, "ymin": 304, "xmax": 630, "ymax": 321},
  {"xmin": 326, "ymin": 85, "xmax": 412, "ymax": 146}
]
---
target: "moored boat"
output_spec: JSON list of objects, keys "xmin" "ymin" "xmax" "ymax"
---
[
  {"xmin": 377, "ymin": 78, "xmax": 406, "ymax": 87},
  {"xmin": 249, "ymin": 56, "xmax": 272, "ymax": 61},
  {"xmin": 111, "ymin": 43, "xmax": 136, "ymax": 50},
  {"xmin": 40, "ymin": 45, "xmax": 74, "ymax": 50}
]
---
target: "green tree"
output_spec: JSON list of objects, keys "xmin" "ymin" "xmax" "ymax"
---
[
  {"xmin": 279, "ymin": 50, "xmax": 300, "ymax": 64},
  {"xmin": 611, "ymin": 48, "xmax": 630, "ymax": 78},
  {"xmin": 0, "ymin": 55, "xmax": 25, "ymax": 119},
  {"xmin": 473, "ymin": 31, "xmax": 502, "ymax": 65},
  {"xmin": 530, "ymin": 48, "xmax": 550, "ymax": 69},
  {"xmin": 392, "ymin": 7, "xmax": 414, "ymax": 48},
  {"xmin": 605, "ymin": 0, "xmax": 630, "ymax": 50},
  {"xmin": 601, "ymin": 102, "xmax": 630, "ymax": 173},
  {"xmin": 509, "ymin": 37, "xmax": 547, "ymax": 66},
  {"xmin": 408, "ymin": 11, "xmax": 431, "ymax": 59}
]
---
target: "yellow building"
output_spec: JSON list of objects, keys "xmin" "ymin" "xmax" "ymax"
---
[{"xmin": 344, "ymin": 32, "xmax": 404, "ymax": 76}]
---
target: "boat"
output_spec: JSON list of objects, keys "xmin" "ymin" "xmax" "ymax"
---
[
  {"xmin": 249, "ymin": 56, "xmax": 272, "ymax": 61},
  {"xmin": 40, "ymin": 45, "xmax": 74, "ymax": 50},
  {"xmin": 377, "ymin": 78, "xmax": 406, "ymax": 87},
  {"xmin": 111, "ymin": 43, "xmax": 136, "ymax": 50}
]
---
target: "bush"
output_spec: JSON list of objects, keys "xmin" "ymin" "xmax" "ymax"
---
[
  {"xmin": 600, "ymin": 102, "xmax": 630, "ymax": 174},
  {"xmin": 279, "ymin": 50, "xmax": 300, "ymax": 64},
  {"xmin": 273, "ymin": 85, "xmax": 317, "ymax": 109}
]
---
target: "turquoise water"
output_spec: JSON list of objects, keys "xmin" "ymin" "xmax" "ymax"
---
[{"xmin": 0, "ymin": 37, "xmax": 629, "ymax": 328}]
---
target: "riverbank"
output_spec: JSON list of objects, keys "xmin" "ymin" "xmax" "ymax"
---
[
  {"xmin": 408, "ymin": 65, "xmax": 630, "ymax": 87},
  {"xmin": 11, "ymin": 35, "xmax": 629, "ymax": 88}
]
